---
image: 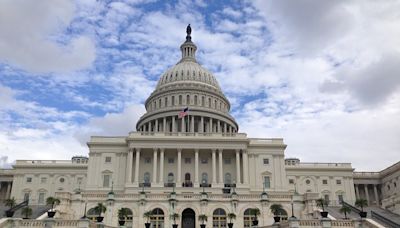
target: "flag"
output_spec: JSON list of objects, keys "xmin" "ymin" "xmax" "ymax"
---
[{"xmin": 178, "ymin": 107, "xmax": 189, "ymax": 118}]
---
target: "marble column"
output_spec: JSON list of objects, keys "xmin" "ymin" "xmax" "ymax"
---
[
  {"xmin": 212, "ymin": 149, "xmax": 217, "ymax": 184},
  {"xmin": 6, "ymin": 182, "xmax": 11, "ymax": 199},
  {"xmin": 209, "ymin": 118, "xmax": 213, "ymax": 133},
  {"xmin": 148, "ymin": 121, "xmax": 151, "ymax": 132},
  {"xmin": 155, "ymin": 119, "xmax": 159, "ymax": 132},
  {"xmin": 181, "ymin": 117, "xmax": 185, "ymax": 132},
  {"xmin": 200, "ymin": 117, "xmax": 204, "ymax": 133},
  {"xmin": 126, "ymin": 149, "xmax": 133, "ymax": 184},
  {"xmin": 159, "ymin": 149, "xmax": 164, "ymax": 185},
  {"xmin": 217, "ymin": 120, "xmax": 221, "ymax": 133},
  {"xmin": 195, "ymin": 149, "xmax": 199, "ymax": 185},
  {"xmin": 364, "ymin": 184, "xmax": 370, "ymax": 204},
  {"xmin": 355, "ymin": 184, "xmax": 360, "ymax": 199},
  {"xmin": 224, "ymin": 123, "xmax": 227, "ymax": 133},
  {"xmin": 218, "ymin": 149, "xmax": 223, "ymax": 183},
  {"xmin": 134, "ymin": 149, "xmax": 141, "ymax": 183},
  {"xmin": 243, "ymin": 150, "xmax": 249, "ymax": 184},
  {"xmin": 172, "ymin": 116, "xmax": 176, "ymax": 132},
  {"xmin": 191, "ymin": 116, "xmax": 195, "ymax": 132},
  {"xmin": 152, "ymin": 149, "xmax": 158, "ymax": 184},
  {"xmin": 236, "ymin": 150, "xmax": 241, "ymax": 184},
  {"xmin": 177, "ymin": 149, "xmax": 182, "ymax": 184},
  {"xmin": 373, "ymin": 185, "xmax": 379, "ymax": 205},
  {"xmin": 163, "ymin": 118, "xmax": 166, "ymax": 132}
]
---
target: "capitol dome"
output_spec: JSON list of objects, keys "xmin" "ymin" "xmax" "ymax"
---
[{"xmin": 136, "ymin": 25, "xmax": 238, "ymax": 133}]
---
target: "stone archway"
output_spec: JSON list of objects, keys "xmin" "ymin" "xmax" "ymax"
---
[{"xmin": 181, "ymin": 208, "xmax": 195, "ymax": 228}]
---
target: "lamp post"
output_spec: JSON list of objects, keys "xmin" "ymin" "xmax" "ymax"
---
[{"xmin": 291, "ymin": 195, "xmax": 296, "ymax": 219}]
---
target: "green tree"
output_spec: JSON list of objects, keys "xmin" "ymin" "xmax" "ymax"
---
[
  {"xmin": 94, "ymin": 203, "xmax": 106, "ymax": 217},
  {"xmin": 340, "ymin": 205, "xmax": 351, "ymax": 219},
  {"xmin": 4, "ymin": 197, "xmax": 16, "ymax": 209},
  {"xmin": 355, "ymin": 199, "xmax": 368, "ymax": 212},
  {"xmin": 316, "ymin": 198, "xmax": 329, "ymax": 212},
  {"xmin": 143, "ymin": 210, "xmax": 153, "ymax": 223},
  {"xmin": 198, "ymin": 214, "xmax": 207, "ymax": 225},
  {"xmin": 46, "ymin": 197, "xmax": 60, "ymax": 210},
  {"xmin": 227, "ymin": 213, "xmax": 236, "ymax": 223},
  {"xmin": 21, "ymin": 207, "xmax": 32, "ymax": 219},
  {"xmin": 270, "ymin": 204, "xmax": 283, "ymax": 216},
  {"xmin": 118, "ymin": 208, "xmax": 131, "ymax": 221}
]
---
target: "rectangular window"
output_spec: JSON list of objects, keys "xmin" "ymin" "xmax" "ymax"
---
[
  {"xmin": 24, "ymin": 193, "xmax": 30, "ymax": 201},
  {"xmin": 264, "ymin": 176, "xmax": 271, "ymax": 189},
  {"xmin": 105, "ymin": 156, "xmax": 111, "ymax": 163},
  {"xmin": 185, "ymin": 158, "xmax": 191, "ymax": 164},
  {"xmin": 289, "ymin": 179, "xmax": 294, "ymax": 184},
  {"xmin": 224, "ymin": 158, "xmax": 231, "ymax": 164},
  {"xmin": 168, "ymin": 158, "xmax": 174, "ymax": 164},
  {"xmin": 145, "ymin": 158, "xmax": 151, "ymax": 164},
  {"xmin": 263, "ymin": 159, "xmax": 269, "ymax": 165},
  {"xmin": 103, "ymin": 175, "xmax": 110, "ymax": 187},
  {"xmin": 40, "ymin": 177, "xmax": 47, "ymax": 184},
  {"xmin": 336, "ymin": 179, "xmax": 342, "ymax": 185},
  {"xmin": 38, "ymin": 193, "xmax": 45, "ymax": 204},
  {"xmin": 323, "ymin": 179, "xmax": 328, "ymax": 185},
  {"xmin": 201, "ymin": 158, "xmax": 208, "ymax": 164},
  {"xmin": 26, "ymin": 177, "xmax": 32, "ymax": 183}
]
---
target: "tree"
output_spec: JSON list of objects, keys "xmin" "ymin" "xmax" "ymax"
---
[
  {"xmin": 227, "ymin": 213, "xmax": 236, "ymax": 223},
  {"xmin": 198, "ymin": 214, "xmax": 208, "ymax": 225},
  {"xmin": 270, "ymin": 204, "xmax": 283, "ymax": 216},
  {"xmin": 4, "ymin": 198, "xmax": 16, "ymax": 209},
  {"xmin": 143, "ymin": 210, "xmax": 153, "ymax": 223},
  {"xmin": 21, "ymin": 207, "xmax": 32, "ymax": 219},
  {"xmin": 94, "ymin": 203, "xmax": 106, "ymax": 217},
  {"xmin": 118, "ymin": 208, "xmax": 131, "ymax": 221},
  {"xmin": 46, "ymin": 197, "xmax": 60, "ymax": 210},
  {"xmin": 355, "ymin": 199, "xmax": 368, "ymax": 212},
  {"xmin": 316, "ymin": 198, "xmax": 329, "ymax": 212},
  {"xmin": 340, "ymin": 205, "xmax": 351, "ymax": 219}
]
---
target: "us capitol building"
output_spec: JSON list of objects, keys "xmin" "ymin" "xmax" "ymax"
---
[{"xmin": 1, "ymin": 26, "xmax": 399, "ymax": 228}]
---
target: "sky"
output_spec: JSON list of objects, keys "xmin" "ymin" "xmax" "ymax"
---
[{"xmin": 0, "ymin": 0, "xmax": 399, "ymax": 171}]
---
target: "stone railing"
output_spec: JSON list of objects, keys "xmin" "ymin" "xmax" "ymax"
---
[
  {"xmin": 2, "ymin": 219, "xmax": 81, "ymax": 228},
  {"xmin": 331, "ymin": 220, "xmax": 355, "ymax": 227},
  {"xmin": 299, "ymin": 219, "xmax": 321, "ymax": 226},
  {"xmin": 130, "ymin": 131, "xmax": 247, "ymax": 138}
]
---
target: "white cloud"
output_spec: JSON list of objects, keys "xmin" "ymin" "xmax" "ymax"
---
[{"xmin": 0, "ymin": 0, "xmax": 95, "ymax": 73}]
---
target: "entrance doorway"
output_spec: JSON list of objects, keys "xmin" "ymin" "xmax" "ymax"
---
[{"xmin": 182, "ymin": 208, "xmax": 195, "ymax": 228}]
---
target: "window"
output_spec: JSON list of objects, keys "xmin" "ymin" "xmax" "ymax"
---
[
  {"xmin": 305, "ymin": 179, "xmax": 311, "ymax": 185},
  {"xmin": 323, "ymin": 179, "xmax": 328, "ymax": 185},
  {"xmin": 324, "ymin": 194, "xmax": 330, "ymax": 202},
  {"xmin": 144, "ymin": 172, "xmax": 151, "ymax": 183},
  {"xmin": 338, "ymin": 194, "xmax": 344, "ymax": 203},
  {"xmin": 201, "ymin": 173, "xmax": 208, "ymax": 184},
  {"xmin": 394, "ymin": 182, "xmax": 397, "ymax": 188},
  {"xmin": 289, "ymin": 179, "xmax": 294, "ymax": 184},
  {"xmin": 213, "ymin": 208, "xmax": 227, "ymax": 228},
  {"xmin": 105, "ymin": 156, "xmax": 111, "ymax": 163},
  {"xmin": 24, "ymin": 193, "xmax": 30, "ymax": 201},
  {"xmin": 336, "ymin": 180, "xmax": 342, "ymax": 185},
  {"xmin": 263, "ymin": 159, "xmax": 269, "ymax": 165},
  {"xmin": 243, "ymin": 209, "xmax": 253, "ymax": 228},
  {"xmin": 186, "ymin": 95, "xmax": 190, "ymax": 105},
  {"xmin": 224, "ymin": 173, "xmax": 232, "ymax": 184},
  {"xmin": 59, "ymin": 177, "xmax": 65, "ymax": 183},
  {"xmin": 38, "ymin": 192, "xmax": 45, "ymax": 204},
  {"xmin": 77, "ymin": 177, "xmax": 83, "ymax": 184},
  {"xmin": 168, "ymin": 158, "xmax": 174, "ymax": 164},
  {"xmin": 168, "ymin": 173, "xmax": 174, "ymax": 183},
  {"xmin": 201, "ymin": 158, "xmax": 208, "ymax": 164},
  {"xmin": 103, "ymin": 175, "xmax": 110, "ymax": 187},
  {"xmin": 145, "ymin": 158, "xmax": 151, "ymax": 164},
  {"xmin": 179, "ymin": 95, "xmax": 182, "ymax": 105},
  {"xmin": 40, "ymin": 177, "xmax": 47, "ymax": 184},
  {"xmin": 185, "ymin": 158, "xmax": 191, "ymax": 164},
  {"xmin": 224, "ymin": 158, "xmax": 231, "ymax": 164},
  {"xmin": 26, "ymin": 177, "xmax": 32, "ymax": 183},
  {"xmin": 172, "ymin": 96, "xmax": 175, "ymax": 105},
  {"xmin": 150, "ymin": 208, "xmax": 164, "ymax": 228},
  {"xmin": 264, "ymin": 176, "xmax": 271, "ymax": 189}
]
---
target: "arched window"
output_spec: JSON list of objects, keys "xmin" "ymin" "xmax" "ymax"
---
[
  {"xmin": 168, "ymin": 173, "xmax": 174, "ymax": 183},
  {"xmin": 202, "ymin": 96, "xmax": 205, "ymax": 106},
  {"xmin": 243, "ymin": 209, "xmax": 253, "ymax": 228},
  {"xmin": 202, "ymin": 173, "xmax": 208, "ymax": 184},
  {"xmin": 208, "ymin": 98, "xmax": 211, "ymax": 108},
  {"xmin": 194, "ymin": 95, "xmax": 198, "ymax": 105},
  {"xmin": 144, "ymin": 172, "xmax": 151, "ymax": 183},
  {"xmin": 185, "ymin": 173, "xmax": 191, "ymax": 181},
  {"xmin": 179, "ymin": 95, "xmax": 182, "ymax": 105},
  {"xmin": 186, "ymin": 95, "xmax": 190, "ymax": 105},
  {"xmin": 224, "ymin": 173, "xmax": 231, "ymax": 184},
  {"xmin": 280, "ymin": 209, "xmax": 288, "ymax": 221},
  {"xmin": 150, "ymin": 208, "xmax": 164, "ymax": 227},
  {"xmin": 159, "ymin": 99, "xmax": 161, "ymax": 108},
  {"xmin": 213, "ymin": 208, "xmax": 227, "ymax": 228},
  {"xmin": 165, "ymin": 97, "xmax": 168, "ymax": 107},
  {"xmin": 172, "ymin": 96, "xmax": 175, "ymax": 106}
]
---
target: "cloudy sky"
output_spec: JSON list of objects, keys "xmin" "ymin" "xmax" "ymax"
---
[{"xmin": 0, "ymin": 0, "xmax": 399, "ymax": 171}]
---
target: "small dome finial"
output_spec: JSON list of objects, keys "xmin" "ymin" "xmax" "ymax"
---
[{"xmin": 186, "ymin": 24, "xmax": 192, "ymax": 41}]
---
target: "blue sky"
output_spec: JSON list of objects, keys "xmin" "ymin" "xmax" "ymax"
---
[{"xmin": 0, "ymin": 0, "xmax": 400, "ymax": 171}]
